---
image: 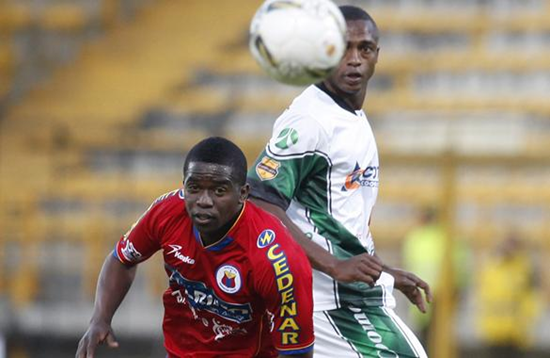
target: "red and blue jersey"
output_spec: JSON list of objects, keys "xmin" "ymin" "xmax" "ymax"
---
[{"xmin": 114, "ymin": 189, "xmax": 314, "ymax": 357}]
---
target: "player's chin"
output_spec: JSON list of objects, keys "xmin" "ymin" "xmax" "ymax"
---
[
  {"xmin": 338, "ymin": 79, "xmax": 363, "ymax": 94},
  {"xmin": 191, "ymin": 216, "xmax": 218, "ymax": 230},
  {"xmin": 339, "ymin": 85, "xmax": 362, "ymax": 96},
  {"xmin": 194, "ymin": 223, "xmax": 223, "ymax": 237}
]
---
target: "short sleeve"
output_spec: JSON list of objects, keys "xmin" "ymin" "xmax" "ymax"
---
[
  {"xmin": 113, "ymin": 193, "xmax": 174, "ymax": 265},
  {"xmin": 247, "ymin": 112, "xmax": 327, "ymax": 210},
  {"xmin": 253, "ymin": 227, "xmax": 314, "ymax": 355}
]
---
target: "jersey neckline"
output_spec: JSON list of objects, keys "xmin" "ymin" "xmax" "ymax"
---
[
  {"xmin": 193, "ymin": 202, "xmax": 246, "ymax": 251},
  {"xmin": 315, "ymin": 82, "xmax": 361, "ymax": 116}
]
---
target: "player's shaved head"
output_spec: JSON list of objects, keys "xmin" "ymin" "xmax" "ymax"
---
[
  {"xmin": 339, "ymin": 5, "xmax": 379, "ymax": 42},
  {"xmin": 183, "ymin": 137, "xmax": 248, "ymax": 185}
]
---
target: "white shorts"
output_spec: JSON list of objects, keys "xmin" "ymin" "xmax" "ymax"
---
[{"xmin": 313, "ymin": 305, "xmax": 428, "ymax": 358}]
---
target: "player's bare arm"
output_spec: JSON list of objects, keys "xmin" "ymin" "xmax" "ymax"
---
[
  {"xmin": 251, "ymin": 197, "xmax": 382, "ymax": 286},
  {"xmin": 76, "ymin": 254, "xmax": 137, "ymax": 358}
]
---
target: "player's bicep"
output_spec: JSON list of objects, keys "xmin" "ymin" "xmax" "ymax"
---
[{"xmin": 248, "ymin": 157, "xmax": 293, "ymax": 210}]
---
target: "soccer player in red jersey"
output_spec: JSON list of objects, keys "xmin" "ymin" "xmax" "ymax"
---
[{"xmin": 76, "ymin": 137, "xmax": 314, "ymax": 358}]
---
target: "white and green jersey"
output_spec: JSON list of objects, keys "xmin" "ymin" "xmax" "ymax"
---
[{"xmin": 248, "ymin": 85, "xmax": 396, "ymax": 311}]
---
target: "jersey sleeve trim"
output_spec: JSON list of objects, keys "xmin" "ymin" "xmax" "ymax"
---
[
  {"xmin": 112, "ymin": 247, "xmax": 122, "ymax": 262},
  {"xmin": 266, "ymin": 146, "xmax": 330, "ymax": 161},
  {"xmin": 112, "ymin": 244, "xmax": 138, "ymax": 266},
  {"xmin": 277, "ymin": 342, "xmax": 315, "ymax": 355},
  {"xmin": 248, "ymin": 177, "xmax": 291, "ymax": 210}
]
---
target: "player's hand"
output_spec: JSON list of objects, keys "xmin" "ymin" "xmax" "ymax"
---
[
  {"xmin": 75, "ymin": 320, "xmax": 119, "ymax": 358},
  {"xmin": 385, "ymin": 267, "xmax": 432, "ymax": 313},
  {"xmin": 330, "ymin": 253, "xmax": 383, "ymax": 286}
]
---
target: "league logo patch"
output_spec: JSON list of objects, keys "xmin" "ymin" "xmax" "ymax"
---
[
  {"xmin": 256, "ymin": 156, "xmax": 280, "ymax": 181},
  {"xmin": 275, "ymin": 128, "xmax": 299, "ymax": 149},
  {"xmin": 216, "ymin": 265, "xmax": 242, "ymax": 294},
  {"xmin": 257, "ymin": 229, "xmax": 276, "ymax": 248}
]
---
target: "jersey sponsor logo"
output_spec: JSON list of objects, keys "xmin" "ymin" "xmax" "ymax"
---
[
  {"xmin": 341, "ymin": 162, "xmax": 379, "ymax": 191},
  {"xmin": 257, "ymin": 229, "xmax": 276, "ymax": 248},
  {"xmin": 120, "ymin": 240, "xmax": 142, "ymax": 262},
  {"xmin": 275, "ymin": 128, "xmax": 299, "ymax": 149},
  {"xmin": 256, "ymin": 156, "xmax": 280, "ymax": 181},
  {"xmin": 348, "ymin": 306, "xmax": 399, "ymax": 357},
  {"xmin": 216, "ymin": 264, "xmax": 242, "ymax": 294},
  {"xmin": 168, "ymin": 267, "xmax": 252, "ymax": 323},
  {"xmin": 212, "ymin": 318, "xmax": 248, "ymax": 341},
  {"xmin": 266, "ymin": 243, "xmax": 301, "ymax": 346},
  {"xmin": 169, "ymin": 294, "xmax": 249, "ymax": 341},
  {"xmin": 167, "ymin": 244, "xmax": 195, "ymax": 264}
]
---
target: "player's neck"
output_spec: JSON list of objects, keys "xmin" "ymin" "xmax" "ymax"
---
[
  {"xmin": 317, "ymin": 82, "xmax": 366, "ymax": 112},
  {"xmin": 199, "ymin": 204, "xmax": 244, "ymax": 247},
  {"xmin": 344, "ymin": 94, "xmax": 365, "ymax": 112}
]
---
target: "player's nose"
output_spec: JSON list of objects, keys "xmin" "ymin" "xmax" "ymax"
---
[
  {"xmin": 196, "ymin": 190, "xmax": 214, "ymax": 207},
  {"xmin": 345, "ymin": 47, "xmax": 361, "ymax": 66}
]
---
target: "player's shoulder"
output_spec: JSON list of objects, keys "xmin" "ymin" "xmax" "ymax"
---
[
  {"xmin": 149, "ymin": 188, "xmax": 185, "ymax": 213},
  {"xmin": 282, "ymin": 86, "xmax": 324, "ymax": 118},
  {"xmin": 273, "ymin": 86, "xmax": 333, "ymax": 139},
  {"xmin": 244, "ymin": 201, "xmax": 285, "ymax": 232},
  {"xmin": 268, "ymin": 87, "xmax": 333, "ymax": 156},
  {"xmin": 291, "ymin": 85, "xmax": 342, "ymax": 120},
  {"xmin": 291, "ymin": 85, "xmax": 333, "ymax": 109},
  {"xmin": 244, "ymin": 202, "xmax": 302, "ymax": 255},
  {"xmin": 152, "ymin": 188, "xmax": 184, "ymax": 204}
]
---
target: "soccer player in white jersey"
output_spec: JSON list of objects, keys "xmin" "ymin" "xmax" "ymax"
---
[{"xmin": 247, "ymin": 5, "xmax": 432, "ymax": 358}]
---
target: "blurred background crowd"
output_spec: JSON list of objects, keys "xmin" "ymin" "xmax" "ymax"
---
[{"xmin": 0, "ymin": 0, "xmax": 549, "ymax": 357}]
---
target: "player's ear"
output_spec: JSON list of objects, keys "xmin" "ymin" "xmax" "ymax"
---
[{"xmin": 239, "ymin": 183, "xmax": 250, "ymax": 203}]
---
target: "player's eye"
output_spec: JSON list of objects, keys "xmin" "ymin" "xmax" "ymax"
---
[
  {"xmin": 185, "ymin": 183, "xmax": 199, "ymax": 193},
  {"xmin": 214, "ymin": 187, "xmax": 227, "ymax": 196},
  {"xmin": 359, "ymin": 42, "xmax": 376, "ymax": 55},
  {"xmin": 214, "ymin": 186, "xmax": 227, "ymax": 196},
  {"xmin": 360, "ymin": 45, "xmax": 373, "ymax": 54}
]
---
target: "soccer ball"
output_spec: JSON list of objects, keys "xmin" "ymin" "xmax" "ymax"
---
[{"xmin": 249, "ymin": 0, "xmax": 346, "ymax": 86}]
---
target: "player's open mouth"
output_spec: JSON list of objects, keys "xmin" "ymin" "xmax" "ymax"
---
[
  {"xmin": 345, "ymin": 72, "xmax": 362, "ymax": 82},
  {"xmin": 193, "ymin": 213, "xmax": 214, "ymax": 225}
]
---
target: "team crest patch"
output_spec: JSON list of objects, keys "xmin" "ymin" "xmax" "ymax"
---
[
  {"xmin": 257, "ymin": 229, "xmax": 276, "ymax": 248},
  {"xmin": 216, "ymin": 265, "xmax": 242, "ymax": 294},
  {"xmin": 256, "ymin": 156, "xmax": 280, "ymax": 181},
  {"xmin": 275, "ymin": 128, "xmax": 299, "ymax": 149}
]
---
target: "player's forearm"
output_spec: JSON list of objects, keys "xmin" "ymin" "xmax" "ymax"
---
[
  {"xmin": 250, "ymin": 197, "xmax": 338, "ymax": 276},
  {"xmin": 90, "ymin": 253, "xmax": 137, "ymax": 324}
]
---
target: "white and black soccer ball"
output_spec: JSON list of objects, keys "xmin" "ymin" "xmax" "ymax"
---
[{"xmin": 249, "ymin": 0, "xmax": 346, "ymax": 86}]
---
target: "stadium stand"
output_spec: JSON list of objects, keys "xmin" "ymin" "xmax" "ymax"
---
[{"xmin": 0, "ymin": 0, "xmax": 549, "ymax": 356}]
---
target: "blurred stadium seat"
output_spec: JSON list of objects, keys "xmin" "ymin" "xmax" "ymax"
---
[{"xmin": 0, "ymin": 0, "xmax": 549, "ymax": 357}]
